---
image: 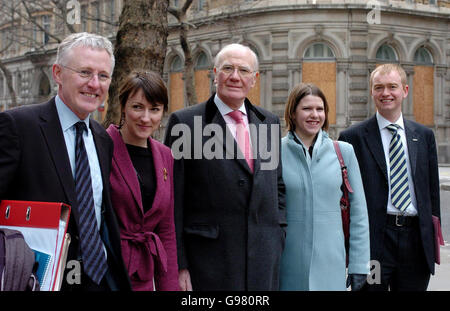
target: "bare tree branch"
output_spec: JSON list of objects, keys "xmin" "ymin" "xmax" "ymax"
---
[
  {"xmin": 167, "ymin": 6, "xmax": 180, "ymax": 20},
  {"xmin": 168, "ymin": 0, "xmax": 197, "ymax": 107},
  {"xmin": 20, "ymin": 0, "xmax": 63, "ymax": 43},
  {"xmin": 48, "ymin": 0, "xmax": 77, "ymax": 34},
  {"xmin": 181, "ymin": 0, "xmax": 194, "ymax": 14}
]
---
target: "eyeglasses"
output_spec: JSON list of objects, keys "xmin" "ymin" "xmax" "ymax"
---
[
  {"xmin": 219, "ymin": 65, "xmax": 255, "ymax": 77},
  {"xmin": 61, "ymin": 65, "xmax": 111, "ymax": 83}
]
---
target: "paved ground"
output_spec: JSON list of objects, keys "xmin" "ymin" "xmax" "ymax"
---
[
  {"xmin": 427, "ymin": 165, "xmax": 450, "ymax": 291},
  {"xmin": 428, "ymin": 243, "xmax": 450, "ymax": 290}
]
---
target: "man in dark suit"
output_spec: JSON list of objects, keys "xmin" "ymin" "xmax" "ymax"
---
[
  {"xmin": 164, "ymin": 43, "xmax": 286, "ymax": 291},
  {"xmin": 339, "ymin": 63, "xmax": 440, "ymax": 291},
  {"xmin": 0, "ymin": 33, "xmax": 130, "ymax": 291}
]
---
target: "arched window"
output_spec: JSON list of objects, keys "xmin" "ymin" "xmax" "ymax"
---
[
  {"xmin": 194, "ymin": 52, "xmax": 210, "ymax": 103},
  {"xmin": 38, "ymin": 74, "xmax": 51, "ymax": 97},
  {"xmin": 302, "ymin": 42, "xmax": 336, "ymax": 124},
  {"xmin": 169, "ymin": 55, "xmax": 184, "ymax": 112},
  {"xmin": 248, "ymin": 45, "xmax": 259, "ymax": 60},
  {"xmin": 414, "ymin": 47, "xmax": 433, "ymax": 65},
  {"xmin": 304, "ymin": 43, "xmax": 335, "ymax": 60},
  {"xmin": 376, "ymin": 44, "xmax": 398, "ymax": 62},
  {"xmin": 171, "ymin": 55, "xmax": 183, "ymax": 72},
  {"xmin": 243, "ymin": 44, "xmax": 260, "ymax": 106},
  {"xmin": 413, "ymin": 47, "xmax": 434, "ymax": 126},
  {"xmin": 195, "ymin": 52, "xmax": 209, "ymax": 70}
]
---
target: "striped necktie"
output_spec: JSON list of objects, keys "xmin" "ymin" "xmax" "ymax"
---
[
  {"xmin": 386, "ymin": 124, "xmax": 411, "ymax": 213},
  {"xmin": 74, "ymin": 121, "xmax": 108, "ymax": 285}
]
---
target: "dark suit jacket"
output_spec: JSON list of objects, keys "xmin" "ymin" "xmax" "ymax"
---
[
  {"xmin": 0, "ymin": 98, "xmax": 131, "ymax": 290},
  {"xmin": 164, "ymin": 94, "xmax": 286, "ymax": 290},
  {"xmin": 339, "ymin": 115, "xmax": 440, "ymax": 274},
  {"xmin": 107, "ymin": 125, "xmax": 179, "ymax": 291}
]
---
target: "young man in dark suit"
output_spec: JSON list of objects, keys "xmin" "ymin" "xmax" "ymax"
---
[
  {"xmin": 0, "ymin": 33, "xmax": 131, "ymax": 291},
  {"xmin": 339, "ymin": 63, "xmax": 440, "ymax": 291},
  {"xmin": 164, "ymin": 43, "xmax": 286, "ymax": 291}
]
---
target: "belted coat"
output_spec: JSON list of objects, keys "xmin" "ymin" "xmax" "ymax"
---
[
  {"xmin": 280, "ymin": 130, "xmax": 370, "ymax": 290},
  {"xmin": 107, "ymin": 125, "xmax": 179, "ymax": 291}
]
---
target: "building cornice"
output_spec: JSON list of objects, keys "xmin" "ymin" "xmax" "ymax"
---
[{"xmin": 170, "ymin": 3, "xmax": 450, "ymax": 29}]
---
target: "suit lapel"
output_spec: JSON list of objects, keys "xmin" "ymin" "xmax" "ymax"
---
[
  {"xmin": 38, "ymin": 99, "xmax": 79, "ymax": 219},
  {"xmin": 404, "ymin": 120, "xmax": 418, "ymax": 179},
  {"xmin": 246, "ymin": 100, "xmax": 264, "ymax": 174},
  {"xmin": 148, "ymin": 138, "xmax": 167, "ymax": 216},
  {"xmin": 108, "ymin": 126, "xmax": 143, "ymax": 211},
  {"xmin": 364, "ymin": 116, "xmax": 388, "ymax": 181}
]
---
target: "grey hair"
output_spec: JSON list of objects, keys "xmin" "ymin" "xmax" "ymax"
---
[
  {"xmin": 214, "ymin": 43, "xmax": 259, "ymax": 72},
  {"xmin": 55, "ymin": 32, "xmax": 115, "ymax": 72}
]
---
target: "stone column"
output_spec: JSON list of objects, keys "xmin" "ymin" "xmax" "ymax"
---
[
  {"xmin": 260, "ymin": 64, "xmax": 272, "ymax": 112},
  {"xmin": 402, "ymin": 64, "xmax": 415, "ymax": 121},
  {"xmin": 435, "ymin": 66, "xmax": 447, "ymax": 127},
  {"xmin": 336, "ymin": 60, "xmax": 349, "ymax": 129}
]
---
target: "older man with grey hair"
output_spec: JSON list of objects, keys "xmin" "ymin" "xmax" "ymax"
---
[
  {"xmin": 0, "ymin": 32, "xmax": 131, "ymax": 291},
  {"xmin": 165, "ymin": 43, "xmax": 286, "ymax": 291}
]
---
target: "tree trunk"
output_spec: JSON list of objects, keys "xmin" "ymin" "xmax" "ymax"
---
[
  {"xmin": 103, "ymin": 0, "xmax": 169, "ymax": 128},
  {"xmin": 168, "ymin": 0, "xmax": 197, "ymax": 107},
  {"xmin": 179, "ymin": 21, "xmax": 197, "ymax": 106}
]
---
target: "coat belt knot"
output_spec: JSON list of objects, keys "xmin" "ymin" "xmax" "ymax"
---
[{"xmin": 121, "ymin": 231, "xmax": 168, "ymax": 280}]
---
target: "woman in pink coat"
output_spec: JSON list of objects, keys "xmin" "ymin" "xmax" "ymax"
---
[{"xmin": 107, "ymin": 71, "xmax": 178, "ymax": 291}]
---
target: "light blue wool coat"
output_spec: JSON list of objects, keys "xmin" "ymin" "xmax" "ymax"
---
[{"xmin": 279, "ymin": 130, "xmax": 370, "ymax": 291}]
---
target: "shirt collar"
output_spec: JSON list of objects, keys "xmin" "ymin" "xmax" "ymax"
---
[
  {"xmin": 289, "ymin": 129, "xmax": 323, "ymax": 150},
  {"xmin": 55, "ymin": 95, "xmax": 90, "ymax": 131},
  {"xmin": 214, "ymin": 94, "xmax": 247, "ymax": 117},
  {"xmin": 376, "ymin": 111, "xmax": 404, "ymax": 131}
]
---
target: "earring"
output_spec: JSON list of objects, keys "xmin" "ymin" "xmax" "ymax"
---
[{"xmin": 118, "ymin": 112, "xmax": 125, "ymax": 129}]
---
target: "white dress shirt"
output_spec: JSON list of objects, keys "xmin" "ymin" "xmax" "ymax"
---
[
  {"xmin": 376, "ymin": 112, "xmax": 418, "ymax": 216},
  {"xmin": 214, "ymin": 94, "xmax": 252, "ymax": 141},
  {"xmin": 55, "ymin": 95, "xmax": 104, "ymax": 228}
]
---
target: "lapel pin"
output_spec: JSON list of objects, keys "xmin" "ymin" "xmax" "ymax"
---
[
  {"xmin": 412, "ymin": 138, "xmax": 418, "ymax": 142},
  {"xmin": 163, "ymin": 168, "xmax": 168, "ymax": 181}
]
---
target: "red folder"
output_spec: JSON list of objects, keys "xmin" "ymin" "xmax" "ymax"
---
[
  {"xmin": 432, "ymin": 215, "xmax": 444, "ymax": 265},
  {"xmin": 0, "ymin": 200, "xmax": 71, "ymax": 291}
]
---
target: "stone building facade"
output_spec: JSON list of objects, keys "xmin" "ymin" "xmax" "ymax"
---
[
  {"xmin": 0, "ymin": 0, "xmax": 449, "ymax": 161},
  {"xmin": 165, "ymin": 0, "xmax": 450, "ymax": 162}
]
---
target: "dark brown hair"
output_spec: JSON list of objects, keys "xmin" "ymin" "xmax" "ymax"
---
[
  {"xmin": 119, "ymin": 70, "xmax": 168, "ymax": 114},
  {"xmin": 284, "ymin": 82, "xmax": 329, "ymax": 132}
]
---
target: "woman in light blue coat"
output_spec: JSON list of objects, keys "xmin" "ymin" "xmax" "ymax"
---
[{"xmin": 279, "ymin": 83, "xmax": 370, "ymax": 291}]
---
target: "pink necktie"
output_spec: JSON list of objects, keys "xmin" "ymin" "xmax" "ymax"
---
[{"xmin": 228, "ymin": 110, "xmax": 254, "ymax": 172}]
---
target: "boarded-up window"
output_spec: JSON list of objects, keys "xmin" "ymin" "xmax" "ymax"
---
[
  {"xmin": 302, "ymin": 63, "xmax": 336, "ymax": 125},
  {"xmin": 246, "ymin": 74, "xmax": 260, "ymax": 106},
  {"xmin": 194, "ymin": 70, "xmax": 210, "ymax": 103},
  {"xmin": 169, "ymin": 56, "xmax": 184, "ymax": 113},
  {"xmin": 246, "ymin": 44, "xmax": 260, "ymax": 106},
  {"xmin": 302, "ymin": 43, "xmax": 336, "ymax": 124},
  {"xmin": 413, "ymin": 48, "xmax": 434, "ymax": 126},
  {"xmin": 195, "ymin": 52, "xmax": 210, "ymax": 103}
]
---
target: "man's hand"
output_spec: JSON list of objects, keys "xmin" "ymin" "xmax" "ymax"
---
[{"xmin": 178, "ymin": 269, "xmax": 193, "ymax": 291}]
